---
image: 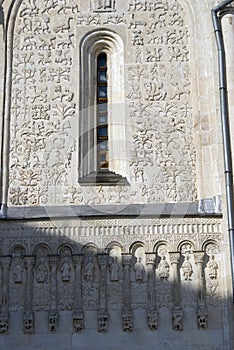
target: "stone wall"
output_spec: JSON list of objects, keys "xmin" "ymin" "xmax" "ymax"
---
[
  {"xmin": 7, "ymin": 0, "xmax": 197, "ymax": 206},
  {"xmin": 0, "ymin": 215, "xmax": 229, "ymax": 350},
  {"xmin": 0, "ymin": 0, "xmax": 234, "ymax": 349}
]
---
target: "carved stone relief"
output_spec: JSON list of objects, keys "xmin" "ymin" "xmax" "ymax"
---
[
  {"xmin": 0, "ymin": 217, "xmax": 225, "ymax": 334},
  {"xmin": 180, "ymin": 243, "xmax": 197, "ymax": 308},
  {"xmin": 33, "ymin": 246, "xmax": 50, "ymax": 311},
  {"xmin": 82, "ymin": 245, "xmax": 99, "ymax": 311},
  {"xmin": 58, "ymin": 246, "xmax": 75, "ymax": 311},
  {"xmin": 8, "ymin": 0, "xmax": 196, "ymax": 206},
  {"xmin": 204, "ymin": 243, "xmax": 220, "ymax": 306},
  {"xmin": 9, "ymin": 247, "xmax": 26, "ymax": 312}
]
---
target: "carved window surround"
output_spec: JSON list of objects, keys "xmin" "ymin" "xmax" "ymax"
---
[{"xmin": 79, "ymin": 29, "xmax": 128, "ymax": 185}]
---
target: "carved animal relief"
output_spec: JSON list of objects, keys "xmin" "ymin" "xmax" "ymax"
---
[{"xmin": 8, "ymin": 0, "xmax": 196, "ymax": 206}]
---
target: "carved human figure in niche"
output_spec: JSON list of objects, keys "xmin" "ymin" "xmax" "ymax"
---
[
  {"xmin": 36, "ymin": 262, "xmax": 48, "ymax": 283},
  {"xmin": 207, "ymin": 255, "xmax": 218, "ymax": 280},
  {"xmin": 182, "ymin": 256, "xmax": 193, "ymax": 281},
  {"xmin": 158, "ymin": 256, "xmax": 170, "ymax": 280},
  {"xmin": 60, "ymin": 258, "xmax": 71, "ymax": 282},
  {"xmin": 134, "ymin": 257, "xmax": 144, "ymax": 282},
  {"xmin": 84, "ymin": 257, "xmax": 95, "ymax": 282},
  {"xmin": 13, "ymin": 264, "xmax": 23, "ymax": 283},
  {"xmin": 110, "ymin": 257, "xmax": 119, "ymax": 282}
]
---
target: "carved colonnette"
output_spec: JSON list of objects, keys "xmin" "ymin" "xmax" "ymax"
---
[
  {"xmin": 0, "ymin": 217, "xmax": 223, "ymax": 333},
  {"xmin": 122, "ymin": 254, "xmax": 133, "ymax": 331},
  {"xmin": 23, "ymin": 256, "xmax": 35, "ymax": 334},
  {"xmin": 72, "ymin": 254, "xmax": 84, "ymax": 332},
  {"xmin": 146, "ymin": 253, "xmax": 157, "ymax": 329}
]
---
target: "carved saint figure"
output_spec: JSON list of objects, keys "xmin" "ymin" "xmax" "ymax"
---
[
  {"xmin": 134, "ymin": 257, "xmax": 144, "ymax": 282},
  {"xmin": 84, "ymin": 257, "xmax": 95, "ymax": 282},
  {"xmin": 207, "ymin": 255, "xmax": 218, "ymax": 279},
  {"xmin": 36, "ymin": 262, "xmax": 48, "ymax": 283},
  {"xmin": 13, "ymin": 264, "xmax": 23, "ymax": 283},
  {"xmin": 110, "ymin": 257, "xmax": 119, "ymax": 282},
  {"xmin": 60, "ymin": 258, "xmax": 71, "ymax": 282},
  {"xmin": 181, "ymin": 256, "xmax": 193, "ymax": 281},
  {"xmin": 158, "ymin": 256, "xmax": 170, "ymax": 280}
]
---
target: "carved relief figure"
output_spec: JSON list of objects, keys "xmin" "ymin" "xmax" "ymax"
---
[
  {"xmin": 13, "ymin": 264, "xmax": 23, "ymax": 283},
  {"xmin": 134, "ymin": 257, "xmax": 144, "ymax": 282},
  {"xmin": 60, "ymin": 258, "xmax": 71, "ymax": 282},
  {"xmin": 84, "ymin": 257, "xmax": 95, "ymax": 282},
  {"xmin": 36, "ymin": 261, "xmax": 48, "ymax": 283},
  {"xmin": 158, "ymin": 256, "xmax": 170, "ymax": 280},
  {"xmin": 207, "ymin": 255, "xmax": 218, "ymax": 280},
  {"xmin": 110, "ymin": 257, "xmax": 119, "ymax": 282},
  {"xmin": 181, "ymin": 256, "xmax": 193, "ymax": 281}
]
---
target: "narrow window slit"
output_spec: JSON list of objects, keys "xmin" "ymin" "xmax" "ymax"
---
[{"xmin": 97, "ymin": 53, "xmax": 108, "ymax": 170}]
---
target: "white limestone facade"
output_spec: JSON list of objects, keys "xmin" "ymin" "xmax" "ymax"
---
[{"xmin": 0, "ymin": 0, "xmax": 233, "ymax": 349}]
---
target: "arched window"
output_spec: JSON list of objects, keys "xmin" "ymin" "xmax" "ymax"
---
[
  {"xmin": 79, "ymin": 29, "xmax": 128, "ymax": 185},
  {"xmin": 97, "ymin": 53, "xmax": 108, "ymax": 170}
]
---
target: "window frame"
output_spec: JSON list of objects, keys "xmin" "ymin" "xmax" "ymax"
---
[{"xmin": 79, "ymin": 29, "xmax": 128, "ymax": 185}]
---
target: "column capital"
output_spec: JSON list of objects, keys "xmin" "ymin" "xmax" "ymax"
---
[
  {"xmin": 97, "ymin": 254, "xmax": 109, "ymax": 266},
  {"xmin": 49, "ymin": 255, "xmax": 59, "ymax": 266},
  {"xmin": 145, "ymin": 253, "xmax": 156, "ymax": 265},
  {"xmin": 194, "ymin": 251, "xmax": 205, "ymax": 265},
  {"xmin": 24, "ymin": 256, "xmax": 35, "ymax": 268},
  {"xmin": 72, "ymin": 254, "xmax": 83, "ymax": 266},
  {"xmin": 169, "ymin": 252, "xmax": 180, "ymax": 264},
  {"xmin": 0, "ymin": 257, "xmax": 11, "ymax": 268},
  {"xmin": 122, "ymin": 254, "xmax": 132, "ymax": 266}
]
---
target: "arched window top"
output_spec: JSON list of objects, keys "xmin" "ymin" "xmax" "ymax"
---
[{"xmin": 80, "ymin": 28, "xmax": 124, "ymax": 57}]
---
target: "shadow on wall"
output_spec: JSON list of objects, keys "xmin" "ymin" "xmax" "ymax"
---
[{"xmin": 0, "ymin": 218, "xmax": 230, "ymax": 350}]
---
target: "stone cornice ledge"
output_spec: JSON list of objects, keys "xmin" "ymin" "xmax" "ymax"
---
[{"xmin": 0, "ymin": 197, "xmax": 222, "ymax": 220}]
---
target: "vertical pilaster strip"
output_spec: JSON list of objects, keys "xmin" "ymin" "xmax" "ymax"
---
[
  {"xmin": 48, "ymin": 255, "xmax": 58, "ymax": 332},
  {"xmin": 23, "ymin": 256, "xmax": 35, "ymax": 334},
  {"xmin": 169, "ymin": 252, "xmax": 183, "ymax": 330},
  {"xmin": 146, "ymin": 252, "xmax": 157, "ymax": 329},
  {"xmin": 122, "ymin": 253, "xmax": 133, "ymax": 331},
  {"xmin": 194, "ymin": 251, "xmax": 208, "ymax": 329},
  {"xmin": 194, "ymin": 252, "xmax": 205, "ymax": 297},
  {"xmin": 97, "ymin": 254, "xmax": 108, "ymax": 332},
  {"xmin": 72, "ymin": 254, "xmax": 84, "ymax": 332},
  {"xmin": 0, "ymin": 257, "xmax": 11, "ymax": 333}
]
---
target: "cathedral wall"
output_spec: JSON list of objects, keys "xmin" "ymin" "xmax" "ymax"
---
[
  {"xmin": 0, "ymin": 0, "xmax": 234, "ymax": 349},
  {"xmin": 0, "ymin": 0, "xmax": 223, "ymax": 208}
]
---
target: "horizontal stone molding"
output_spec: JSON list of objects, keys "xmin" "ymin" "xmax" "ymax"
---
[{"xmin": 1, "ymin": 199, "xmax": 222, "ymax": 220}]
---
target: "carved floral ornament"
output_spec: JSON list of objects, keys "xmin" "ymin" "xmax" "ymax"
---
[{"xmin": 2, "ymin": 0, "xmax": 197, "ymax": 206}]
